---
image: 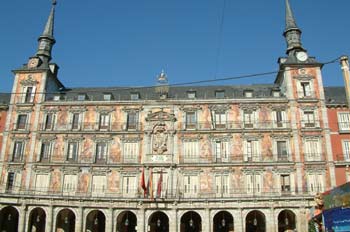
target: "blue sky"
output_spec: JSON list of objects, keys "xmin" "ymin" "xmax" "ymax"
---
[{"xmin": 0, "ymin": 0, "xmax": 349, "ymax": 92}]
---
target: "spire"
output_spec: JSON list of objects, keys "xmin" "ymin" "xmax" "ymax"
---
[
  {"xmin": 36, "ymin": 0, "xmax": 57, "ymax": 63},
  {"xmin": 283, "ymin": 0, "xmax": 305, "ymax": 55}
]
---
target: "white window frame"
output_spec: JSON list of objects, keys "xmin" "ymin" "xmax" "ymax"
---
[
  {"xmin": 307, "ymin": 173, "xmax": 325, "ymax": 194},
  {"xmin": 92, "ymin": 175, "xmax": 107, "ymax": 196},
  {"xmin": 183, "ymin": 175, "xmax": 198, "ymax": 198},
  {"xmin": 12, "ymin": 140, "xmax": 25, "ymax": 162},
  {"xmin": 38, "ymin": 141, "xmax": 53, "ymax": 162},
  {"xmin": 122, "ymin": 175, "xmax": 137, "ymax": 197},
  {"xmin": 16, "ymin": 114, "xmax": 28, "ymax": 130},
  {"xmin": 99, "ymin": 113, "xmax": 110, "ymax": 130},
  {"xmin": 298, "ymin": 81, "xmax": 313, "ymax": 98},
  {"xmin": 95, "ymin": 142, "xmax": 108, "ymax": 163},
  {"xmin": 214, "ymin": 140, "xmax": 229, "ymax": 162},
  {"xmin": 243, "ymin": 110, "xmax": 258, "ymax": 128},
  {"xmin": 342, "ymin": 140, "xmax": 350, "ymax": 161},
  {"xmin": 62, "ymin": 174, "xmax": 77, "ymax": 195},
  {"xmin": 183, "ymin": 141, "xmax": 199, "ymax": 163},
  {"xmin": 34, "ymin": 174, "xmax": 50, "ymax": 193},
  {"xmin": 273, "ymin": 139, "xmax": 290, "ymax": 161},
  {"xmin": 66, "ymin": 141, "xmax": 79, "ymax": 162},
  {"xmin": 245, "ymin": 173, "xmax": 262, "ymax": 195},
  {"xmin": 185, "ymin": 111, "xmax": 197, "ymax": 130},
  {"xmin": 43, "ymin": 112, "xmax": 56, "ymax": 130},
  {"xmin": 302, "ymin": 110, "xmax": 319, "ymax": 128},
  {"xmin": 22, "ymin": 86, "xmax": 36, "ymax": 103},
  {"xmin": 214, "ymin": 111, "xmax": 227, "ymax": 129},
  {"xmin": 304, "ymin": 139, "xmax": 322, "ymax": 162},
  {"xmin": 273, "ymin": 110, "xmax": 287, "ymax": 128},
  {"xmin": 338, "ymin": 112, "xmax": 350, "ymax": 132},
  {"xmin": 215, "ymin": 174, "xmax": 229, "ymax": 197},
  {"xmin": 122, "ymin": 141, "xmax": 139, "ymax": 163},
  {"xmin": 70, "ymin": 112, "xmax": 82, "ymax": 130},
  {"xmin": 243, "ymin": 139, "xmax": 260, "ymax": 162}
]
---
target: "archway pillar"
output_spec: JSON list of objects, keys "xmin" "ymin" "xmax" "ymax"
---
[
  {"xmin": 265, "ymin": 208, "xmax": 275, "ymax": 232},
  {"xmin": 75, "ymin": 207, "xmax": 83, "ymax": 232},
  {"xmin": 19, "ymin": 205, "xmax": 27, "ymax": 232},
  {"xmin": 106, "ymin": 208, "xmax": 113, "ymax": 232},
  {"xmin": 202, "ymin": 209, "xmax": 210, "ymax": 232},
  {"xmin": 232, "ymin": 209, "xmax": 243, "ymax": 232},
  {"xmin": 46, "ymin": 206, "xmax": 53, "ymax": 232},
  {"xmin": 136, "ymin": 208, "xmax": 145, "ymax": 232},
  {"xmin": 169, "ymin": 209, "xmax": 177, "ymax": 232}
]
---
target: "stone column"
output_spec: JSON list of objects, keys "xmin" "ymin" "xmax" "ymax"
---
[
  {"xmin": 137, "ymin": 208, "xmax": 145, "ymax": 232},
  {"xmin": 105, "ymin": 208, "xmax": 113, "ymax": 232},
  {"xmin": 233, "ymin": 209, "xmax": 243, "ymax": 232},
  {"xmin": 75, "ymin": 207, "xmax": 83, "ymax": 232},
  {"xmin": 269, "ymin": 208, "xmax": 276, "ymax": 232},
  {"xmin": 46, "ymin": 205, "xmax": 53, "ymax": 232},
  {"xmin": 169, "ymin": 209, "xmax": 177, "ymax": 232},
  {"xmin": 202, "ymin": 209, "xmax": 210, "ymax": 232},
  {"xmin": 18, "ymin": 205, "xmax": 27, "ymax": 232},
  {"xmin": 109, "ymin": 208, "xmax": 115, "ymax": 232}
]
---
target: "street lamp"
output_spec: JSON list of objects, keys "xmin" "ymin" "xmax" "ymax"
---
[
  {"xmin": 157, "ymin": 218, "xmax": 161, "ymax": 227},
  {"xmin": 189, "ymin": 212, "xmax": 194, "ymax": 227},
  {"xmin": 94, "ymin": 217, "xmax": 99, "ymax": 225},
  {"xmin": 36, "ymin": 215, "xmax": 41, "ymax": 223},
  {"xmin": 64, "ymin": 216, "xmax": 68, "ymax": 224},
  {"xmin": 7, "ymin": 214, "xmax": 11, "ymax": 221},
  {"xmin": 125, "ymin": 212, "xmax": 129, "ymax": 226},
  {"xmin": 253, "ymin": 211, "xmax": 257, "ymax": 226}
]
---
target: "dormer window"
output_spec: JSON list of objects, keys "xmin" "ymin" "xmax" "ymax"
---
[
  {"xmin": 130, "ymin": 93, "xmax": 140, "ymax": 100},
  {"xmin": 53, "ymin": 95, "xmax": 61, "ymax": 101},
  {"xmin": 244, "ymin": 90, "xmax": 253, "ymax": 98},
  {"xmin": 103, "ymin": 94, "xmax": 112, "ymax": 101},
  {"xmin": 187, "ymin": 91, "xmax": 196, "ymax": 99},
  {"xmin": 77, "ymin": 94, "xmax": 86, "ymax": 101},
  {"xmin": 272, "ymin": 90, "xmax": 280, "ymax": 97},
  {"xmin": 215, "ymin": 90, "xmax": 225, "ymax": 99}
]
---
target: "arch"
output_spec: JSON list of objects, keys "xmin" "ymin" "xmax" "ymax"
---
[
  {"xmin": 55, "ymin": 208, "xmax": 76, "ymax": 232},
  {"xmin": 0, "ymin": 206, "xmax": 19, "ymax": 232},
  {"xmin": 116, "ymin": 210, "xmax": 137, "ymax": 232},
  {"xmin": 245, "ymin": 210, "xmax": 266, "ymax": 232},
  {"xmin": 213, "ymin": 211, "xmax": 234, "ymax": 232},
  {"xmin": 148, "ymin": 211, "xmax": 169, "ymax": 232},
  {"xmin": 180, "ymin": 211, "xmax": 202, "ymax": 232},
  {"xmin": 278, "ymin": 209, "xmax": 296, "ymax": 232},
  {"xmin": 28, "ymin": 207, "xmax": 46, "ymax": 232},
  {"xmin": 85, "ymin": 210, "xmax": 106, "ymax": 232}
]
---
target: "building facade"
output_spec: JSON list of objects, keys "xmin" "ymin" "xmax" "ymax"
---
[{"xmin": 0, "ymin": 0, "xmax": 348, "ymax": 232}]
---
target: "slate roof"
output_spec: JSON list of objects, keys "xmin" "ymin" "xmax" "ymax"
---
[
  {"xmin": 0, "ymin": 93, "xmax": 10, "ymax": 106},
  {"xmin": 324, "ymin": 86, "xmax": 348, "ymax": 106}
]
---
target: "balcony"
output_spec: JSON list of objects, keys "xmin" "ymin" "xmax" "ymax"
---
[
  {"xmin": 38, "ymin": 122, "xmax": 143, "ymax": 132},
  {"xmin": 338, "ymin": 122, "xmax": 350, "ymax": 133},
  {"xmin": 304, "ymin": 153, "xmax": 324, "ymax": 162},
  {"xmin": 301, "ymin": 120, "xmax": 321, "ymax": 130},
  {"xmin": 10, "ymin": 123, "xmax": 31, "ymax": 132},
  {"xmin": 297, "ymin": 91, "xmax": 317, "ymax": 100},
  {"xmin": 143, "ymin": 154, "xmax": 173, "ymax": 164}
]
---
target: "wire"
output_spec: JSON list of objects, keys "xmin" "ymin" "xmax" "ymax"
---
[{"xmin": 0, "ymin": 55, "xmax": 344, "ymax": 95}]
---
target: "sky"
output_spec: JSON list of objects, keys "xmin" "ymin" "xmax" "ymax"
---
[{"xmin": 0, "ymin": 0, "xmax": 349, "ymax": 92}]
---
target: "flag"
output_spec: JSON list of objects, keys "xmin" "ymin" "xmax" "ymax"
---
[
  {"xmin": 149, "ymin": 168, "xmax": 153, "ymax": 199},
  {"xmin": 141, "ymin": 168, "xmax": 146, "ymax": 197},
  {"xmin": 157, "ymin": 170, "xmax": 163, "ymax": 198}
]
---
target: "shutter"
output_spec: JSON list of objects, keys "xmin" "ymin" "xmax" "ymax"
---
[
  {"xmin": 343, "ymin": 141, "xmax": 350, "ymax": 160},
  {"xmin": 290, "ymin": 173, "xmax": 296, "ymax": 194},
  {"xmin": 243, "ymin": 141, "xmax": 248, "ymax": 162},
  {"xmin": 15, "ymin": 173, "xmax": 22, "ymax": 192},
  {"xmin": 215, "ymin": 176, "xmax": 221, "ymax": 194},
  {"xmin": 255, "ymin": 174, "xmax": 262, "ymax": 193},
  {"xmin": 276, "ymin": 174, "xmax": 281, "ymax": 194},
  {"xmin": 246, "ymin": 175, "xmax": 252, "ymax": 193},
  {"xmin": 30, "ymin": 86, "xmax": 36, "ymax": 102}
]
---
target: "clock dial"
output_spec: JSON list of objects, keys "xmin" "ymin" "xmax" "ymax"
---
[
  {"xmin": 296, "ymin": 52, "xmax": 308, "ymax": 62},
  {"xmin": 28, "ymin": 58, "xmax": 39, "ymax": 68}
]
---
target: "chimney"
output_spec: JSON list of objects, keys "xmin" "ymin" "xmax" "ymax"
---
[{"xmin": 340, "ymin": 56, "xmax": 350, "ymax": 107}]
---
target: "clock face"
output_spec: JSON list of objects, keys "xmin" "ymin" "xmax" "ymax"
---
[
  {"xmin": 28, "ymin": 58, "xmax": 39, "ymax": 68},
  {"xmin": 296, "ymin": 52, "xmax": 308, "ymax": 62}
]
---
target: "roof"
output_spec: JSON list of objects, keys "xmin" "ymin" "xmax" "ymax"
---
[
  {"xmin": 324, "ymin": 87, "xmax": 348, "ymax": 106},
  {"xmin": 48, "ymin": 84, "xmax": 282, "ymax": 101},
  {"xmin": 0, "ymin": 93, "xmax": 10, "ymax": 106}
]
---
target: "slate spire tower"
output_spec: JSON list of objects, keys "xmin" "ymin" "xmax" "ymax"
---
[
  {"xmin": 36, "ymin": 0, "xmax": 57, "ymax": 64},
  {"xmin": 283, "ymin": 0, "xmax": 305, "ymax": 55}
]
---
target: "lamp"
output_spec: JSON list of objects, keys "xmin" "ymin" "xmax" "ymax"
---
[
  {"xmin": 36, "ymin": 215, "xmax": 40, "ymax": 223},
  {"xmin": 7, "ymin": 214, "xmax": 11, "ymax": 221},
  {"xmin": 285, "ymin": 211, "xmax": 289, "ymax": 226},
  {"xmin": 157, "ymin": 218, "xmax": 161, "ymax": 227},
  {"xmin": 189, "ymin": 212, "xmax": 194, "ymax": 227},
  {"xmin": 125, "ymin": 212, "xmax": 129, "ymax": 226},
  {"xmin": 94, "ymin": 217, "xmax": 99, "ymax": 225},
  {"xmin": 64, "ymin": 216, "xmax": 68, "ymax": 224},
  {"xmin": 253, "ymin": 211, "xmax": 257, "ymax": 226}
]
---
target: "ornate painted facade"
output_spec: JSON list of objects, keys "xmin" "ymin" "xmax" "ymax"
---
[{"xmin": 0, "ymin": 1, "xmax": 348, "ymax": 232}]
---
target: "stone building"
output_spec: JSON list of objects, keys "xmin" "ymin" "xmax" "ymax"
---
[{"xmin": 0, "ymin": 0, "xmax": 348, "ymax": 232}]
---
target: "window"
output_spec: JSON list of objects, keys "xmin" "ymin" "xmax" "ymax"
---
[
  {"xmin": 307, "ymin": 173, "xmax": 324, "ymax": 194},
  {"xmin": 6, "ymin": 172, "xmax": 15, "ymax": 191},
  {"xmin": 277, "ymin": 141, "xmax": 288, "ymax": 161},
  {"xmin": 16, "ymin": 114, "xmax": 27, "ymax": 130},
  {"xmin": 92, "ymin": 176, "xmax": 106, "ymax": 195},
  {"xmin": 244, "ymin": 140, "xmax": 259, "ymax": 162},
  {"xmin": 185, "ymin": 112, "xmax": 197, "ymax": 129},
  {"xmin": 23, "ymin": 86, "xmax": 36, "ymax": 103},
  {"xmin": 123, "ymin": 142, "xmax": 139, "ymax": 163},
  {"xmin": 99, "ymin": 113, "xmax": 110, "ymax": 130},
  {"xmin": 214, "ymin": 112, "xmax": 226, "ymax": 129},
  {"xmin": 244, "ymin": 91, "xmax": 253, "ymax": 98},
  {"xmin": 39, "ymin": 142, "xmax": 52, "ymax": 162},
  {"xmin": 274, "ymin": 110, "xmax": 286, "ymax": 128},
  {"xmin": 246, "ymin": 174, "xmax": 262, "ymax": 194},
  {"xmin": 187, "ymin": 91, "xmax": 196, "ymax": 99},
  {"xmin": 67, "ymin": 142, "xmax": 78, "ymax": 161},
  {"xmin": 95, "ymin": 142, "xmax": 107, "ymax": 163},
  {"xmin": 71, "ymin": 113, "xmax": 80, "ymax": 130},
  {"xmin": 35, "ymin": 174, "xmax": 49, "ymax": 193},
  {"xmin": 151, "ymin": 172, "xmax": 168, "ymax": 198},
  {"xmin": 338, "ymin": 112, "xmax": 350, "ymax": 131},
  {"xmin": 122, "ymin": 176, "xmax": 136, "ymax": 197},
  {"xmin": 303, "ymin": 111, "xmax": 316, "ymax": 127},
  {"xmin": 63, "ymin": 175, "xmax": 77, "ymax": 194},
  {"xmin": 183, "ymin": 141, "xmax": 199, "ymax": 163},
  {"xmin": 215, "ymin": 175, "xmax": 229, "ymax": 197},
  {"xmin": 304, "ymin": 139, "xmax": 321, "ymax": 161},
  {"xmin": 127, "ymin": 112, "xmax": 138, "ymax": 130},
  {"xmin": 272, "ymin": 90, "xmax": 280, "ymax": 97},
  {"xmin": 214, "ymin": 141, "xmax": 229, "ymax": 162},
  {"xmin": 183, "ymin": 175, "xmax": 198, "ymax": 197},
  {"xmin": 343, "ymin": 140, "xmax": 350, "ymax": 161},
  {"xmin": 77, "ymin": 94, "xmax": 86, "ymax": 101},
  {"xmin": 281, "ymin": 175, "xmax": 291, "ymax": 192},
  {"xmin": 130, "ymin": 93, "xmax": 139, "ymax": 100},
  {"xmin": 243, "ymin": 111, "xmax": 256, "ymax": 128},
  {"xmin": 44, "ymin": 113, "xmax": 55, "ymax": 130},
  {"xmin": 13, "ymin": 141, "xmax": 24, "ymax": 161},
  {"xmin": 215, "ymin": 91, "xmax": 225, "ymax": 99},
  {"xmin": 300, "ymin": 82, "xmax": 312, "ymax": 97},
  {"xmin": 103, "ymin": 94, "xmax": 112, "ymax": 101}
]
